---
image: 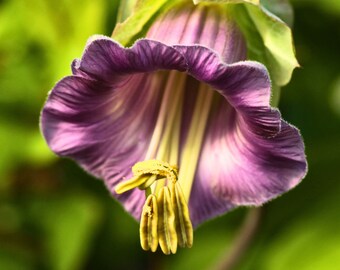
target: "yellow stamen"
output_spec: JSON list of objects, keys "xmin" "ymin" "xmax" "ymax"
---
[
  {"xmin": 155, "ymin": 73, "xmax": 186, "ymax": 163},
  {"xmin": 150, "ymin": 72, "xmax": 185, "ymax": 196},
  {"xmin": 132, "ymin": 159, "xmax": 178, "ymax": 183},
  {"xmin": 115, "ymin": 160, "xmax": 178, "ymax": 194},
  {"xmin": 157, "ymin": 186, "xmax": 178, "ymax": 255},
  {"xmin": 140, "ymin": 194, "xmax": 158, "ymax": 252},
  {"xmin": 144, "ymin": 72, "xmax": 186, "ymax": 160},
  {"xmin": 116, "ymin": 159, "xmax": 194, "ymax": 255},
  {"xmin": 115, "ymin": 174, "xmax": 152, "ymax": 194},
  {"xmin": 138, "ymin": 174, "xmax": 158, "ymax": 190},
  {"xmin": 116, "ymin": 72, "xmax": 216, "ymax": 255},
  {"xmin": 179, "ymin": 84, "xmax": 214, "ymax": 201},
  {"xmin": 170, "ymin": 182, "xmax": 193, "ymax": 248}
]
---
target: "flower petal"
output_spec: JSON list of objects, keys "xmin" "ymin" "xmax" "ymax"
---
[
  {"xmin": 189, "ymin": 103, "xmax": 306, "ymax": 225},
  {"xmin": 175, "ymin": 45, "xmax": 281, "ymax": 137},
  {"xmin": 41, "ymin": 37, "xmax": 190, "ymax": 219},
  {"xmin": 196, "ymin": 116, "xmax": 306, "ymax": 206},
  {"xmin": 172, "ymin": 45, "xmax": 306, "ymax": 225},
  {"xmin": 77, "ymin": 36, "xmax": 187, "ymax": 82},
  {"xmin": 147, "ymin": 4, "xmax": 246, "ymax": 63}
]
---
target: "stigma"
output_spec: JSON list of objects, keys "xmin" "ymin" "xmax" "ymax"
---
[{"xmin": 115, "ymin": 160, "xmax": 193, "ymax": 254}]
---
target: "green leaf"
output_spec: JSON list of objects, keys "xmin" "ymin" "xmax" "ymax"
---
[
  {"xmin": 192, "ymin": 0, "xmax": 299, "ymax": 86},
  {"xmin": 270, "ymin": 83, "xmax": 281, "ymax": 107},
  {"xmin": 37, "ymin": 193, "xmax": 103, "ymax": 270},
  {"xmin": 112, "ymin": 0, "xmax": 181, "ymax": 46},
  {"xmin": 262, "ymin": 189, "xmax": 340, "ymax": 270},
  {"xmin": 116, "ymin": 0, "xmax": 139, "ymax": 23},
  {"xmin": 0, "ymin": 250, "xmax": 34, "ymax": 270},
  {"xmin": 291, "ymin": 0, "xmax": 340, "ymax": 16},
  {"xmin": 260, "ymin": 0, "xmax": 294, "ymax": 26},
  {"xmin": 231, "ymin": 3, "xmax": 299, "ymax": 86},
  {"xmin": 193, "ymin": 0, "xmax": 259, "ymax": 4}
]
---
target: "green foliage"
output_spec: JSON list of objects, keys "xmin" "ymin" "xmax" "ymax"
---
[
  {"xmin": 0, "ymin": 0, "xmax": 109, "ymax": 181},
  {"xmin": 112, "ymin": 0, "xmax": 182, "ymax": 46},
  {"xmin": 205, "ymin": 0, "xmax": 299, "ymax": 87},
  {"xmin": 36, "ymin": 193, "xmax": 102, "ymax": 270},
  {"xmin": 291, "ymin": 0, "xmax": 340, "ymax": 16},
  {"xmin": 261, "ymin": 0, "xmax": 294, "ymax": 26},
  {"xmin": 194, "ymin": 0, "xmax": 259, "ymax": 4},
  {"xmin": 0, "ymin": 0, "xmax": 109, "ymax": 269},
  {"xmin": 238, "ymin": 3, "xmax": 299, "ymax": 86},
  {"xmin": 116, "ymin": 0, "xmax": 139, "ymax": 22}
]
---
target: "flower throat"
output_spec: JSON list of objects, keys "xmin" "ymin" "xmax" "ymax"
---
[{"xmin": 115, "ymin": 71, "xmax": 213, "ymax": 254}]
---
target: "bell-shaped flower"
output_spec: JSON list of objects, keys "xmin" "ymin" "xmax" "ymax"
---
[{"xmin": 40, "ymin": 3, "xmax": 307, "ymax": 254}]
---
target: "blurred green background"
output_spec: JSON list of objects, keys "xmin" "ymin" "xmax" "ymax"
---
[{"xmin": 0, "ymin": 0, "xmax": 339, "ymax": 269}]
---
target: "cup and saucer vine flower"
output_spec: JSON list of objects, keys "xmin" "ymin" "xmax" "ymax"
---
[{"xmin": 40, "ymin": 3, "xmax": 307, "ymax": 254}]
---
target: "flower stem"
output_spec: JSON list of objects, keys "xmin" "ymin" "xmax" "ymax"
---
[{"xmin": 213, "ymin": 207, "xmax": 263, "ymax": 270}]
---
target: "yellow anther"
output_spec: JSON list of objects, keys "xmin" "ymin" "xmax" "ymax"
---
[
  {"xmin": 144, "ymin": 206, "xmax": 152, "ymax": 217},
  {"xmin": 170, "ymin": 182, "xmax": 193, "ymax": 248},
  {"xmin": 138, "ymin": 175, "xmax": 158, "ymax": 190},
  {"xmin": 157, "ymin": 186, "xmax": 178, "ymax": 255},
  {"xmin": 116, "ymin": 159, "xmax": 194, "ymax": 254},
  {"xmin": 140, "ymin": 195, "xmax": 158, "ymax": 252},
  {"xmin": 132, "ymin": 160, "xmax": 178, "ymax": 183},
  {"xmin": 115, "ymin": 175, "xmax": 153, "ymax": 194},
  {"xmin": 115, "ymin": 160, "xmax": 179, "ymax": 194}
]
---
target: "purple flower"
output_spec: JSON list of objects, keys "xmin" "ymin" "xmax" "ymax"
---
[{"xmin": 40, "ymin": 4, "xmax": 307, "ymax": 254}]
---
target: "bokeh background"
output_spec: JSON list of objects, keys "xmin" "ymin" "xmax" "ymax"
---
[{"xmin": 0, "ymin": 0, "xmax": 339, "ymax": 269}]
